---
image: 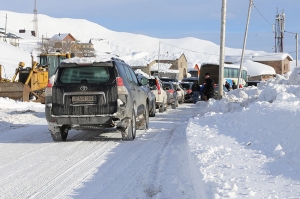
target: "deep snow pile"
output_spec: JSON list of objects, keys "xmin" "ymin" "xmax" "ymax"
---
[{"xmin": 187, "ymin": 68, "xmax": 300, "ymax": 198}]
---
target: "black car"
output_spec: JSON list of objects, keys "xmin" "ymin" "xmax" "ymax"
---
[
  {"xmin": 181, "ymin": 77, "xmax": 198, "ymax": 83},
  {"xmin": 162, "ymin": 81, "xmax": 178, "ymax": 109},
  {"xmin": 159, "ymin": 77, "xmax": 178, "ymax": 82},
  {"xmin": 45, "ymin": 57, "xmax": 150, "ymax": 141},
  {"xmin": 180, "ymin": 82, "xmax": 194, "ymax": 102}
]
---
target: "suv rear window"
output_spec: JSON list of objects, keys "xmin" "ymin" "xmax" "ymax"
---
[
  {"xmin": 180, "ymin": 83, "xmax": 192, "ymax": 89},
  {"xmin": 60, "ymin": 67, "xmax": 110, "ymax": 83}
]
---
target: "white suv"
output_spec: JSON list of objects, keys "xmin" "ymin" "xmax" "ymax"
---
[{"xmin": 148, "ymin": 77, "xmax": 168, "ymax": 113}]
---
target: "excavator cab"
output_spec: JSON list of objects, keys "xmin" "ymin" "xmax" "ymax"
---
[{"xmin": 0, "ymin": 53, "xmax": 71, "ymax": 103}]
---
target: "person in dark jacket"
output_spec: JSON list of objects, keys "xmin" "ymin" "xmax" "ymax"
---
[
  {"xmin": 225, "ymin": 81, "xmax": 230, "ymax": 90},
  {"xmin": 232, "ymin": 80, "xmax": 237, "ymax": 90},
  {"xmin": 191, "ymin": 80, "xmax": 200, "ymax": 103},
  {"xmin": 203, "ymin": 73, "xmax": 214, "ymax": 101}
]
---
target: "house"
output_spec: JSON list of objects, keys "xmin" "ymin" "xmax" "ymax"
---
[
  {"xmin": 50, "ymin": 33, "xmax": 77, "ymax": 49},
  {"xmin": 132, "ymin": 53, "xmax": 188, "ymax": 80},
  {"xmin": 251, "ymin": 53, "xmax": 293, "ymax": 75},
  {"xmin": 49, "ymin": 33, "xmax": 95, "ymax": 57}
]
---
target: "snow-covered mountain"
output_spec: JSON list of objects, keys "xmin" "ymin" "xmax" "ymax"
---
[{"xmin": 0, "ymin": 10, "xmax": 264, "ymax": 79}]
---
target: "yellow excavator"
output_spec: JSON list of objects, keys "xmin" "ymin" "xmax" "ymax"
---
[{"xmin": 0, "ymin": 52, "xmax": 71, "ymax": 103}]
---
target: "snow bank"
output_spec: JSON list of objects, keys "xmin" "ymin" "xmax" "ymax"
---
[{"xmin": 186, "ymin": 69, "xmax": 300, "ymax": 198}]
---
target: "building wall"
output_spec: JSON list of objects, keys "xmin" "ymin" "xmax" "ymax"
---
[
  {"xmin": 137, "ymin": 54, "xmax": 188, "ymax": 80},
  {"xmin": 255, "ymin": 58, "xmax": 290, "ymax": 74},
  {"xmin": 248, "ymin": 74, "xmax": 276, "ymax": 81}
]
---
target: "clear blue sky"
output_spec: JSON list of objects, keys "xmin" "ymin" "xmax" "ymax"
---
[{"xmin": 1, "ymin": 0, "xmax": 300, "ymax": 58}]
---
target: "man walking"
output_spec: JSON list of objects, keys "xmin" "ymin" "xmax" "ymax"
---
[{"xmin": 203, "ymin": 73, "xmax": 214, "ymax": 101}]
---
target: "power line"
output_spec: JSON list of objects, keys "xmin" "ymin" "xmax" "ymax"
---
[
  {"xmin": 252, "ymin": 2, "xmax": 273, "ymax": 27},
  {"xmin": 159, "ymin": 41, "xmax": 219, "ymax": 56}
]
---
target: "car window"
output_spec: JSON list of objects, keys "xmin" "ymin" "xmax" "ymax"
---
[
  {"xmin": 180, "ymin": 83, "xmax": 191, "ymax": 89},
  {"xmin": 123, "ymin": 65, "xmax": 134, "ymax": 83},
  {"xmin": 127, "ymin": 66, "xmax": 139, "ymax": 85},
  {"xmin": 60, "ymin": 67, "xmax": 110, "ymax": 83}
]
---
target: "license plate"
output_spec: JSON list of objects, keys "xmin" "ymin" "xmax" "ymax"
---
[{"xmin": 72, "ymin": 95, "xmax": 96, "ymax": 102}]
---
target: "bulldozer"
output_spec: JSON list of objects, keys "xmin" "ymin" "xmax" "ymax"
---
[{"xmin": 0, "ymin": 52, "xmax": 71, "ymax": 103}]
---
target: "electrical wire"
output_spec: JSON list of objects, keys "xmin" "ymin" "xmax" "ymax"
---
[
  {"xmin": 252, "ymin": 2, "xmax": 273, "ymax": 27},
  {"xmin": 159, "ymin": 41, "xmax": 219, "ymax": 56}
]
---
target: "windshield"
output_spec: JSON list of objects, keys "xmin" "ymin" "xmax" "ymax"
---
[
  {"xmin": 60, "ymin": 67, "xmax": 110, "ymax": 84},
  {"xmin": 40, "ymin": 55, "xmax": 68, "ymax": 77}
]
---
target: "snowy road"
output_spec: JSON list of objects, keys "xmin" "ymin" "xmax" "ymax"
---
[{"xmin": 0, "ymin": 102, "xmax": 198, "ymax": 199}]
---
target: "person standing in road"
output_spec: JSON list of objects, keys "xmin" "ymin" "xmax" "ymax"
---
[
  {"xmin": 232, "ymin": 80, "xmax": 237, "ymax": 90},
  {"xmin": 203, "ymin": 73, "xmax": 214, "ymax": 101},
  {"xmin": 225, "ymin": 81, "xmax": 230, "ymax": 91},
  {"xmin": 191, "ymin": 80, "xmax": 200, "ymax": 103}
]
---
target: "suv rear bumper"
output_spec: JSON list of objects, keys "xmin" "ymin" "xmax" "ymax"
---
[{"xmin": 45, "ymin": 103, "xmax": 129, "ymax": 128}]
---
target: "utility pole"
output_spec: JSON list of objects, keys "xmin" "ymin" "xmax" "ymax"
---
[
  {"xmin": 274, "ymin": 9, "xmax": 285, "ymax": 53},
  {"xmin": 285, "ymin": 30, "xmax": 298, "ymax": 68},
  {"xmin": 157, "ymin": 41, "xmax": 160, "ymax": 78},
  {"xmin": 4, "ymin": 14, "xmax": 7, "ymax": 42},
  {"xmin": 296, "ymin": 33, "xmax": 298, "ymax": 67},
  {"xmin": 33, "ymin": 0, "xmax": 38, "ymax": 37},
  {"xmin": 218, "ymin": 0, "xmax": 227, "ymax": 100},
  {"xmin": 238, "ymin": 0, "xmax": 253, "ymax": 89}
]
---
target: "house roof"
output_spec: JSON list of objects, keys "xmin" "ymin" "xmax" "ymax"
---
[
  {"xmin": 251, "ymin": 53, "xmax": 293, "ymax": 61},
  {"xmin": 225, "ymin": 53, "xmax": 293, "ymax": 63},
  {"xmin": 51, "ymin": 33, "xmax": 76, "ymax": 41}
]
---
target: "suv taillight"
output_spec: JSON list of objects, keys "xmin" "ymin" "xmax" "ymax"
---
[
  {"xmin": 116, "ymin": 77, "xmax": 128, "ymax": 94},
  {"xmin": 47, "ymin": 79, "xmax": 53, "ymax": 88},
  {"xmin": 117, "ymin": 77, "xmax": 124, "ymax": 86},
  {"xmin": 186, "ymin": 89, "xmax": 192, "ymax": 94},
  {"xmin": 156, "ymin": 79, "xmax": 161, "ymax": 95},
  {"xmin": 168, "ymin": 89, "xmax": 175, "ymax": 93}
]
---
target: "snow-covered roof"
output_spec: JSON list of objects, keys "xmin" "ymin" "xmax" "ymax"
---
[
  {"xmin": 226, "ymin": 53, "xmax": 293, "ymax": 63},
  {"xmin": 201, "ymin": 62, "xmax": 219, "ymax": 66},
  {"xmin": 62, "ymin": 54, "xmax": 118, "ymax": 64},
  {"xmin": 251, "ymin": 53, "xmax": 293, "ymax": 61},
  {"xmin": 51, "ymin": 33, "xmax": 74, "ymax": 41},
  {"xmin": 242, "ymin": 60, "xmax": 276, "ymax": 76},
  {"xmin": 150, "ymin": 63, "xmax": 172, "ymax": 72}
]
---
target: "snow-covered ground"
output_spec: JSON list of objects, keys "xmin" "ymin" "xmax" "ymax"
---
[{"xmin": 1, "ymin": 10, "xmax": 300, "ymax": 199}]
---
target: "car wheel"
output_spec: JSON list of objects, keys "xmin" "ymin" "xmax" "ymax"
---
[
  {"xmin": 51, "ymin": 125, "xmax": 68, "ymax": 142},
  {"xmin": 171, "ymin": 102, "xmax": 176, "ymax": 109},
  {"xmin": 159, "ymin": 102, "xmax": 164, "ymax": 113},
  {"xmin": 149, "ymin": 101, "xmax": 156, "ymax": 117},
  {"xmin": 121, "ymin": 109, "xmax": 136, "ymax": 141},
  {"xmin": 138, "ymin": 104, "xmax": 149, "ymax": 130}
]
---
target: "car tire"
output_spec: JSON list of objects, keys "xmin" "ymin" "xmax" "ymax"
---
[
  {"xmin": 121, "ymin": 109, "xmax": 136, "ymax": 141},
  {"xmin": 171, "ymin": 102, "xmax": 176, "ymax": 109},
  {"xmin": 51, "ymin": 125, "xmax": 68, "ymax": 142},
  {"xmin": 149, "ymin": 101, "xmax": 156, "ymax": 117},
  {"xmin": 159, "ymin": 102, "xmax": 164, "ymax": 113},
  {"xmin": 138, "ymin": 104, "xmax": 149, "ymax": 130}
]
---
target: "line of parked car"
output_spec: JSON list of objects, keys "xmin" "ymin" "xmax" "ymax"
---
[
  {"xmin": 142, "ymin": 75, "xmax": 197, "ymax": 114},
  {"xmin": 45, "ymin": 56, "xmax": 200, "ymax": 142}
]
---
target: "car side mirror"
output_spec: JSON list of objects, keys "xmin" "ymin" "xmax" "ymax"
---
[{"xmin": 139, "ymin": 77, "xmax": 149, "ymax": 86}]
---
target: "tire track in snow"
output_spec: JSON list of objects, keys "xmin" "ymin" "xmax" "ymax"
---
[{"xmin": 0, "ymin": 128, "xmax": 120, "ymax": 198}]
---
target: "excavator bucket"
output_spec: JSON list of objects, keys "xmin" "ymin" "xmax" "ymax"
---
[{"xmin": 0, "ymin": 82, "xmax": 31, "ymax": 101}]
